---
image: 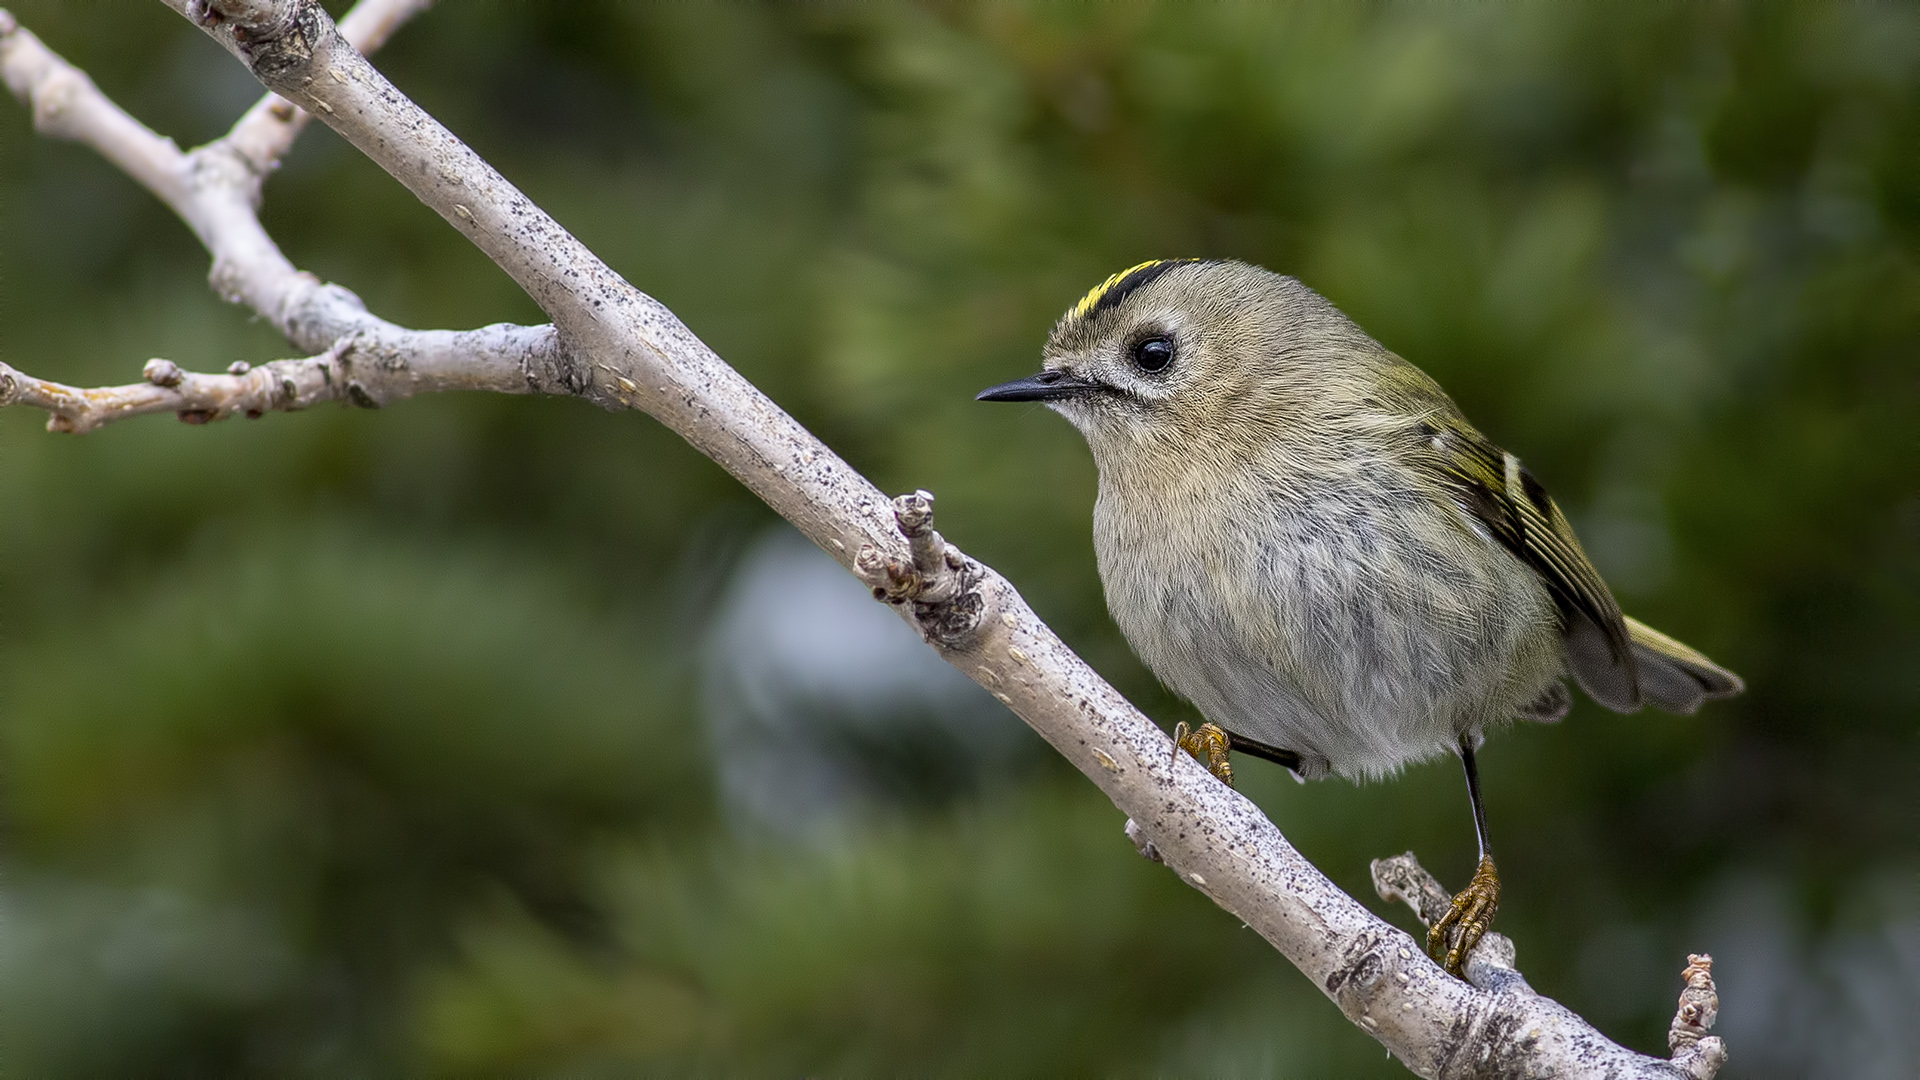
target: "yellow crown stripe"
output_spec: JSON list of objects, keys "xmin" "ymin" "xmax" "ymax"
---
[{"xmin": 1072, "ymin": 260, "xmax": 1172, "ymax": 319}]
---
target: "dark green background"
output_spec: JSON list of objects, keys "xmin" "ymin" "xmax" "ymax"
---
[{"xmin": 2, "ymin": 4, "xmax": 1914, "ymax": 1076}]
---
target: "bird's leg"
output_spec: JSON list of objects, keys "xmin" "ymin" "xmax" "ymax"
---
[
  {"xmin": 1223, "ymin": 729, "xmax": 1304, "ymax": 775},
  {"xmin": 1427, "ymin": 735, "xmax": 1501, "ymax": 978},
  {"xmin": 1172, "ymin": 721, "xmax": 1235, "ymax": 786}
]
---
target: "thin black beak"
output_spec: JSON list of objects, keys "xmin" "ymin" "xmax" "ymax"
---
[{"xmin": 975, "ymin": 369, "xmax": 1103, "ymax": 402}]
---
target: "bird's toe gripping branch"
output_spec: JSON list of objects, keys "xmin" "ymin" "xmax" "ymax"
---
[
  {"xmin": 1428, "ymin": 855, "xmax": 1501, "ymax": 977},
  {"xmin": 1373, "ymin": 851, "xmax": 1520, "ymax": 985},
  {"xmin": 856, "ymin": 490, "xmax": 987, "ymax": 648},
  {"xmin": 1172, "ymin": 720, "xmax": 1235, "ymax": 787}
]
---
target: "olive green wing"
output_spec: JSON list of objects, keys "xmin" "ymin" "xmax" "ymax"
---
[{"xmin": 1418, "ymin": 418, "xmax": 1644, "ymax": 712}]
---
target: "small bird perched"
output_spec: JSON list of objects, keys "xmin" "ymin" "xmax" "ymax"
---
[{"xmin": 978, "ymin": 259, "xmax": 1742, "ymax": 975}]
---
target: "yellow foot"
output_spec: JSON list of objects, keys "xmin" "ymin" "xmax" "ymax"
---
[
  {"xmin": 1173, "ymin": 721, "xmax": 1234, "ymax": 787},
  {"xmin": 1427, "ymin": 855, "xmax": 1500, "ymax": 978}
]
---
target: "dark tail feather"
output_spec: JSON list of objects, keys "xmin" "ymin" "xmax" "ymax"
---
[
  {"xmin": 1566, "ymin": 610, "xmax": 1642, "ymax": 712},
  {"xmin": 1624, "ymin": 615, "xmax": 1744, "ymax": 715}
]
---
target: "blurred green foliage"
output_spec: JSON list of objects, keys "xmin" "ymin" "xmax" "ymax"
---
[{"xmin": 1, "ymin": 3, "xmax": 1915, "ymax": 1076}]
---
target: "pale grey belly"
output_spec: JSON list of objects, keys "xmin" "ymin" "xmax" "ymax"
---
[{"xmin": 1097, "ymin": 487, "xmax": 1563, "ymax": 781}]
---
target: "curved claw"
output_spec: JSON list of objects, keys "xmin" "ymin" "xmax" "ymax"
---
[
  {"xmin": 1173, "ymin": 721, "xmax": 1235, "ymax": 788},
  {"xmin": 1427, "ymin": 855, "xmax": 1500, "ymax": 977}
]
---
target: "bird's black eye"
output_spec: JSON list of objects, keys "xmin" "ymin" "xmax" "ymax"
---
[{"xmin": 1131, "ymin": 335, "xmax": 1175, "ymax": 373}]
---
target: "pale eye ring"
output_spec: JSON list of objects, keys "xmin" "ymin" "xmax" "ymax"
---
[{"xmin": 1130, "ymin": 335, "xmax": 1175, "ymax": 373}]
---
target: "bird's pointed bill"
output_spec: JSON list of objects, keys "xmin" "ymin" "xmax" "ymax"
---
[{"xmin": 976, "ymin": 370, "xmax": 1103, "ymax": 402}]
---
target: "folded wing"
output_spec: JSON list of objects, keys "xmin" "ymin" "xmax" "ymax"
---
[
  {"xmin": 1423, "ymin": 417, "xmax": 1642, "ymax": 711},
  {"xmin": 1418, "ymin": 414, "xmax": 1743, "ymax": 715}
]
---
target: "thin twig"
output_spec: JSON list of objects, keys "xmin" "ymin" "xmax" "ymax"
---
[{"xmin": 0, "ymin": 0, "xmax": 574, "ymax": 414}]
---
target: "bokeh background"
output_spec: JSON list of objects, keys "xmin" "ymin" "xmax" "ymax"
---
[{"xmin": 2, "ymin": 3, "xmax": 1916, "ymax": 1076}]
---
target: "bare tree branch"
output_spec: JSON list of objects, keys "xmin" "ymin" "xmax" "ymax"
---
[
  {"xmin": 222, "ymin": 0, "xmax": 431, "ymax": 180},
  {"xmin": 0, "ymin": 333, "xmax": 548, "ymax": 433},
  {"xmin": 0, "ymin": 0, "xmax": 573, "ymax": 422},
  {"xmin": 0, "ymin": 4, "xmax": 1728, "ymax": 1075},
  {"xmin": 1372, "ymin": 855, "xmax": 1729, "ymax": 1079}
]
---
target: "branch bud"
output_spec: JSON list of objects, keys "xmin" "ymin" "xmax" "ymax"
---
[{"xmin": 143, "ymin": 358, "xmax": 184, "ymax": 387}]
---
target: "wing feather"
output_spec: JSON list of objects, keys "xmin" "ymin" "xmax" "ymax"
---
[{"xmin": 1418, "ymin": 418, "xmax": 1643, "ymax": 712}]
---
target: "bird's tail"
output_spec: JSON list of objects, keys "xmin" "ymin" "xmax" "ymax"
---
[{"xmin": 1625, "ymin": 615, "xmax": 1744, "ymax": 714}]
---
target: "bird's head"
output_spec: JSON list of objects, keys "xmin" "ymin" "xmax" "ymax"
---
[{"xmin": 978, "ymin": 259, "xmax": 1381, "ymax": 467}]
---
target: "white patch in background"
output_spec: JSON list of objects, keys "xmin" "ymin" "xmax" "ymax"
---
[
  {"xmin": 701, "ymin": 526, "xmax": 1035, "ymax": 839},
  {"xmin": 1693, "ymin": 868, "xmax": 1920, "ymax": 1077}
]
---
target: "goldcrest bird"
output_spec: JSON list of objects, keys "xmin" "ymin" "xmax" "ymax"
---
[{"xmin": 977, "ymin": 259, "xmax": 1742, "ymax": 975}]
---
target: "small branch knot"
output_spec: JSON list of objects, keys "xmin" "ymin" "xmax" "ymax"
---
[
  {"xmin": 144, "ymin": 358, "xmax": 184, "ymax": 387},
  {"xmin": 1666, "ymin": 953, "xmax": 1727, "ymax": 1078},
  {"xmin": 1124, "ymin": 819, "xmax": 1164, "ymax": 864},
  {"xmin": 1371, "ymin": 852, "xmax": 1455, "ymax": 928},
  {"xmin": 856, "ymin": 490, "xmax": 986, "ymax": 647},
  {"xmin": 895, "ymin": 489, "xmax": 935, "ymax": 536},
  {"xmin": 1669, "ymin": 953, "xmax": 1719, "ymax": 1049}
]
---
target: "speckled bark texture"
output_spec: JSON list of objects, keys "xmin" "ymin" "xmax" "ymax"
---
[{"xmin": 0, "ymin": 4, "xmax": 1728, "ymax": 1075}]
